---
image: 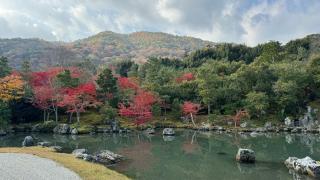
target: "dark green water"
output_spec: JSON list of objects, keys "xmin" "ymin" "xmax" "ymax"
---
[{"xmin": 1, "ymin": 130, "xmax": 319, "ymax": 180}]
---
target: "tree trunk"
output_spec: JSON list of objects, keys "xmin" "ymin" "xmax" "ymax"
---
[
  {"xmin": 76, "ymin": 111, "xmax": 80, "ymax": 124},
  {"xmin": 208, "ymin": 104, "xmax": 211, "ymax": 115},
  {"xmin": 43, "ymin": 110, "xmax": 46, "ymax": 123},
  {"xmin": 164, "ymin": 106, "xmax": 167, "ymax": 121},
  {"xmin": 54, "ymin": 107, "xmax": 58, "ymax": 123},
  {"xmin": 47, "ymin": 112, "xmax": 50, "ymax": 121},
  {"xmin": 69, "ymin": 112, "xmax": 74, "ymax": 124},
  {"xmin": 190, "ymin": 113, "xmax": 196, "ymax": 127}
]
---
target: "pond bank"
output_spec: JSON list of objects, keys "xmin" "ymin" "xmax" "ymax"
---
[
  {"xmin": 0, "ymin": 147, "xmax": 130, "ymax": 180},
  {"xmin": 5, "ymin": 123, "xmax": 320, "ymax": 135}
]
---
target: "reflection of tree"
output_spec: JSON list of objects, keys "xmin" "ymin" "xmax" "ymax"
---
[
  {"xmin": 182, "ymin": 131, "xmax": 200, "ymax": 154},
  {"xmin": 117, "ymin": 140, "xmax": 156, "ymax": 172}
]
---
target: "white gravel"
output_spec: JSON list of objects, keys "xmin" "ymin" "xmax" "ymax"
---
[{"xmin": 0, "ymin": 153, "xmax": 81, "ymax": 180}]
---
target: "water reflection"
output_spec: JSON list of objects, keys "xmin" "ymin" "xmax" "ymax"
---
[{"xmin": 1, "ymin": 131, "xmax": 320, "ymax": 180}]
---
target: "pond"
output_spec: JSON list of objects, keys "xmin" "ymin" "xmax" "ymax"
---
[{"xmin": 1, "ymin": 130, "xmax": 319, "ymax": 180}]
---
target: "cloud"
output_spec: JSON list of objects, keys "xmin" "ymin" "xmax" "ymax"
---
[{"xmin": 0, "ymin": 0, "xmax": 319, "ymax": 45}]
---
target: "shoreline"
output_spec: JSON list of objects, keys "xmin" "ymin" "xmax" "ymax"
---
[
  {"xmin": 3, "ymin": 123, "xmax": 319, "ymax": 135},
  {"xmin": 0, "ymin": 147, "xmax": 130, "ymax": 180}
]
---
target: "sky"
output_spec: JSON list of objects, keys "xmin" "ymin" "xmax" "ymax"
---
[{"xmin": 0, "ymin": 0, "xmax": 320, "ymax": 46}]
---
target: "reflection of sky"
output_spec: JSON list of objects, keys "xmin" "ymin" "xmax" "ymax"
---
[{"xmin": 0, "ymin": 0, "xmax": 320, "ymax": 45}]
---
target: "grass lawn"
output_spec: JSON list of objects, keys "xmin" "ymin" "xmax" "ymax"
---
[{"xmin": 0, "ymin": 147, "xmax": 130, "ymax": 180}]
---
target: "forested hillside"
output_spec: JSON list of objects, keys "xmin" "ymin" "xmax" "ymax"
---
[{"xmin": 0, "ymin": 31, "xmax": 214, "ymax": 70}]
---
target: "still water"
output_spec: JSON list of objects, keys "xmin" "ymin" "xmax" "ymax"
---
[{"xmin": 1, "ymin": 130, "xmax": 319, "ymax": 180}]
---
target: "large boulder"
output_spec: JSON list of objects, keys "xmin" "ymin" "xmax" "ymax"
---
[
  {"xmin": 94, "ymin": 150, "xmax": 123, "ymax": 164},
  {"xmin": 162, "ymin": 128, "xmax": 175, "ymax": 136},
  {"xmin": 22, "ymin": 136, "xmax": 34, "ymax": 147},
  {"xmin": 53, "ymin": 124, "xmax": 70, "ymax": 134},
  {"xmin": 236, "ymin": 148, "xmax": 255, "ymax": 163},
  {"xmin": 285, "ymin": 156, "xmax": 320, "ymax": 178}
]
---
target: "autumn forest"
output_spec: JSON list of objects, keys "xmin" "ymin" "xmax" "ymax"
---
[{"xmin": 1, "ymin": 34, "xmax": 320, "ymax": 130}]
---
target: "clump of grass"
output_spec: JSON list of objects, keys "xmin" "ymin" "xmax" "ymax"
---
[{"xmin": 0, "ymin": 147, "xmax": 130, "ymax": 180}]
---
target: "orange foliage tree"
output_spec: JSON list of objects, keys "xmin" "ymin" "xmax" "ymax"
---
[{"xmin": 0, "ymin": 73, "xmax": 24, "ymax": 102}]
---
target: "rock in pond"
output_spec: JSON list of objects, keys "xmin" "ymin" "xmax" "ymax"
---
[
  {"xmin": 0, "ymin": 129, "xmax": 7, "ymax": 136},
  {"xmin": 53, "ymin": 124, "xmax": 70, "ymax": 134},
  {"xmin": 236, "ymin": 148, "xmax": 255, "ymax": 163},
  {"xmin": 200, "ymin": 123, "xmax": 211, "ymax": 131},
  {"xmin": 110, "ymin": 120, "xmax": 120, "ymax": 133},
  {"xmin": 285, "ymin": 156, "xmax": 320, "ymax": 178},
  {"xmin": 22, "ymin": 136, "xmax": 34, "ymax": 147},
  {"xmin": 162, "ymin": 128, "xmax": 175, "ymax": 136},
  {"xmin": 31, "ymin": 124, "xmax": 41, "ymax": 132},
  {"xmin": 217, "ymin": 126, "xmax": 225, "ymax": 131},
  {"xmin": 37, "ymin": 141, "xmax": 51, "ymax": 147},
  {"xmin": 94, "ymin": 150, "xmax": 123, "ymax": 164},
  {"xmin": 145, "ymin": 128, "xmax": 155, "ymax": 134},
  {"xmin": 240, "ymin": 122, "xmax": 247, "ymax": 128},
  {"xmin": 71, "ymin": 128, "xmax": 78, "ymax": 135},
  {"xmin": 285, "ymin": 117, "xmax": 293, "ymax": 126},
  {"xmin": 264, "ymin": 122, "xmax": 274, "ymax": 131}
]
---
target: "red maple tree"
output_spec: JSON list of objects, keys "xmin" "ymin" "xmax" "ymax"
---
[
  {"xmin": 58, "ymin": 82, "xmax": 100, "ymax": 123},
  {"xmin": 30, "ymin": 68, "xmax": 63, "ymax": 122},
  {"xmin": 118, "ymin": 77, "xmax": 139, "ymax": 90},
  {"xmin": 30, "ymin": 67, "xmax": 86, "ymax": 122},
  {"xmin": 182, "ymin": 101, "xmax": 200, "ymax": 127},
  {"xmin": 119, "ymin": 90, "xmax": 156, "ymax": 125},
  {"xmin": 176, "ymin": 73, "xmax": 195, "ymax": 83}
]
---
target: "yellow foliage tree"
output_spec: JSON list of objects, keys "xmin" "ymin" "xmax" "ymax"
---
[{"xmin": 0, "ymin": 73, "xmax": 25, "ymax": 102}]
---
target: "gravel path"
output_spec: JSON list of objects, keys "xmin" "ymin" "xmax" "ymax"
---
[{"xmin": 0, "ymin": 153, "xmax": 81, "ymax": 180}]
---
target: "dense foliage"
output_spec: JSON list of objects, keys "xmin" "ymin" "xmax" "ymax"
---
[{"xmin": 1, "ymin": 35, "xmax": 320, "ymax": 127}]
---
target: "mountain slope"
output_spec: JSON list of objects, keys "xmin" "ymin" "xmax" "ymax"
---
[{"xmin": 0, "ymin": 31, "xmax": 214, "ymax": 69}]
